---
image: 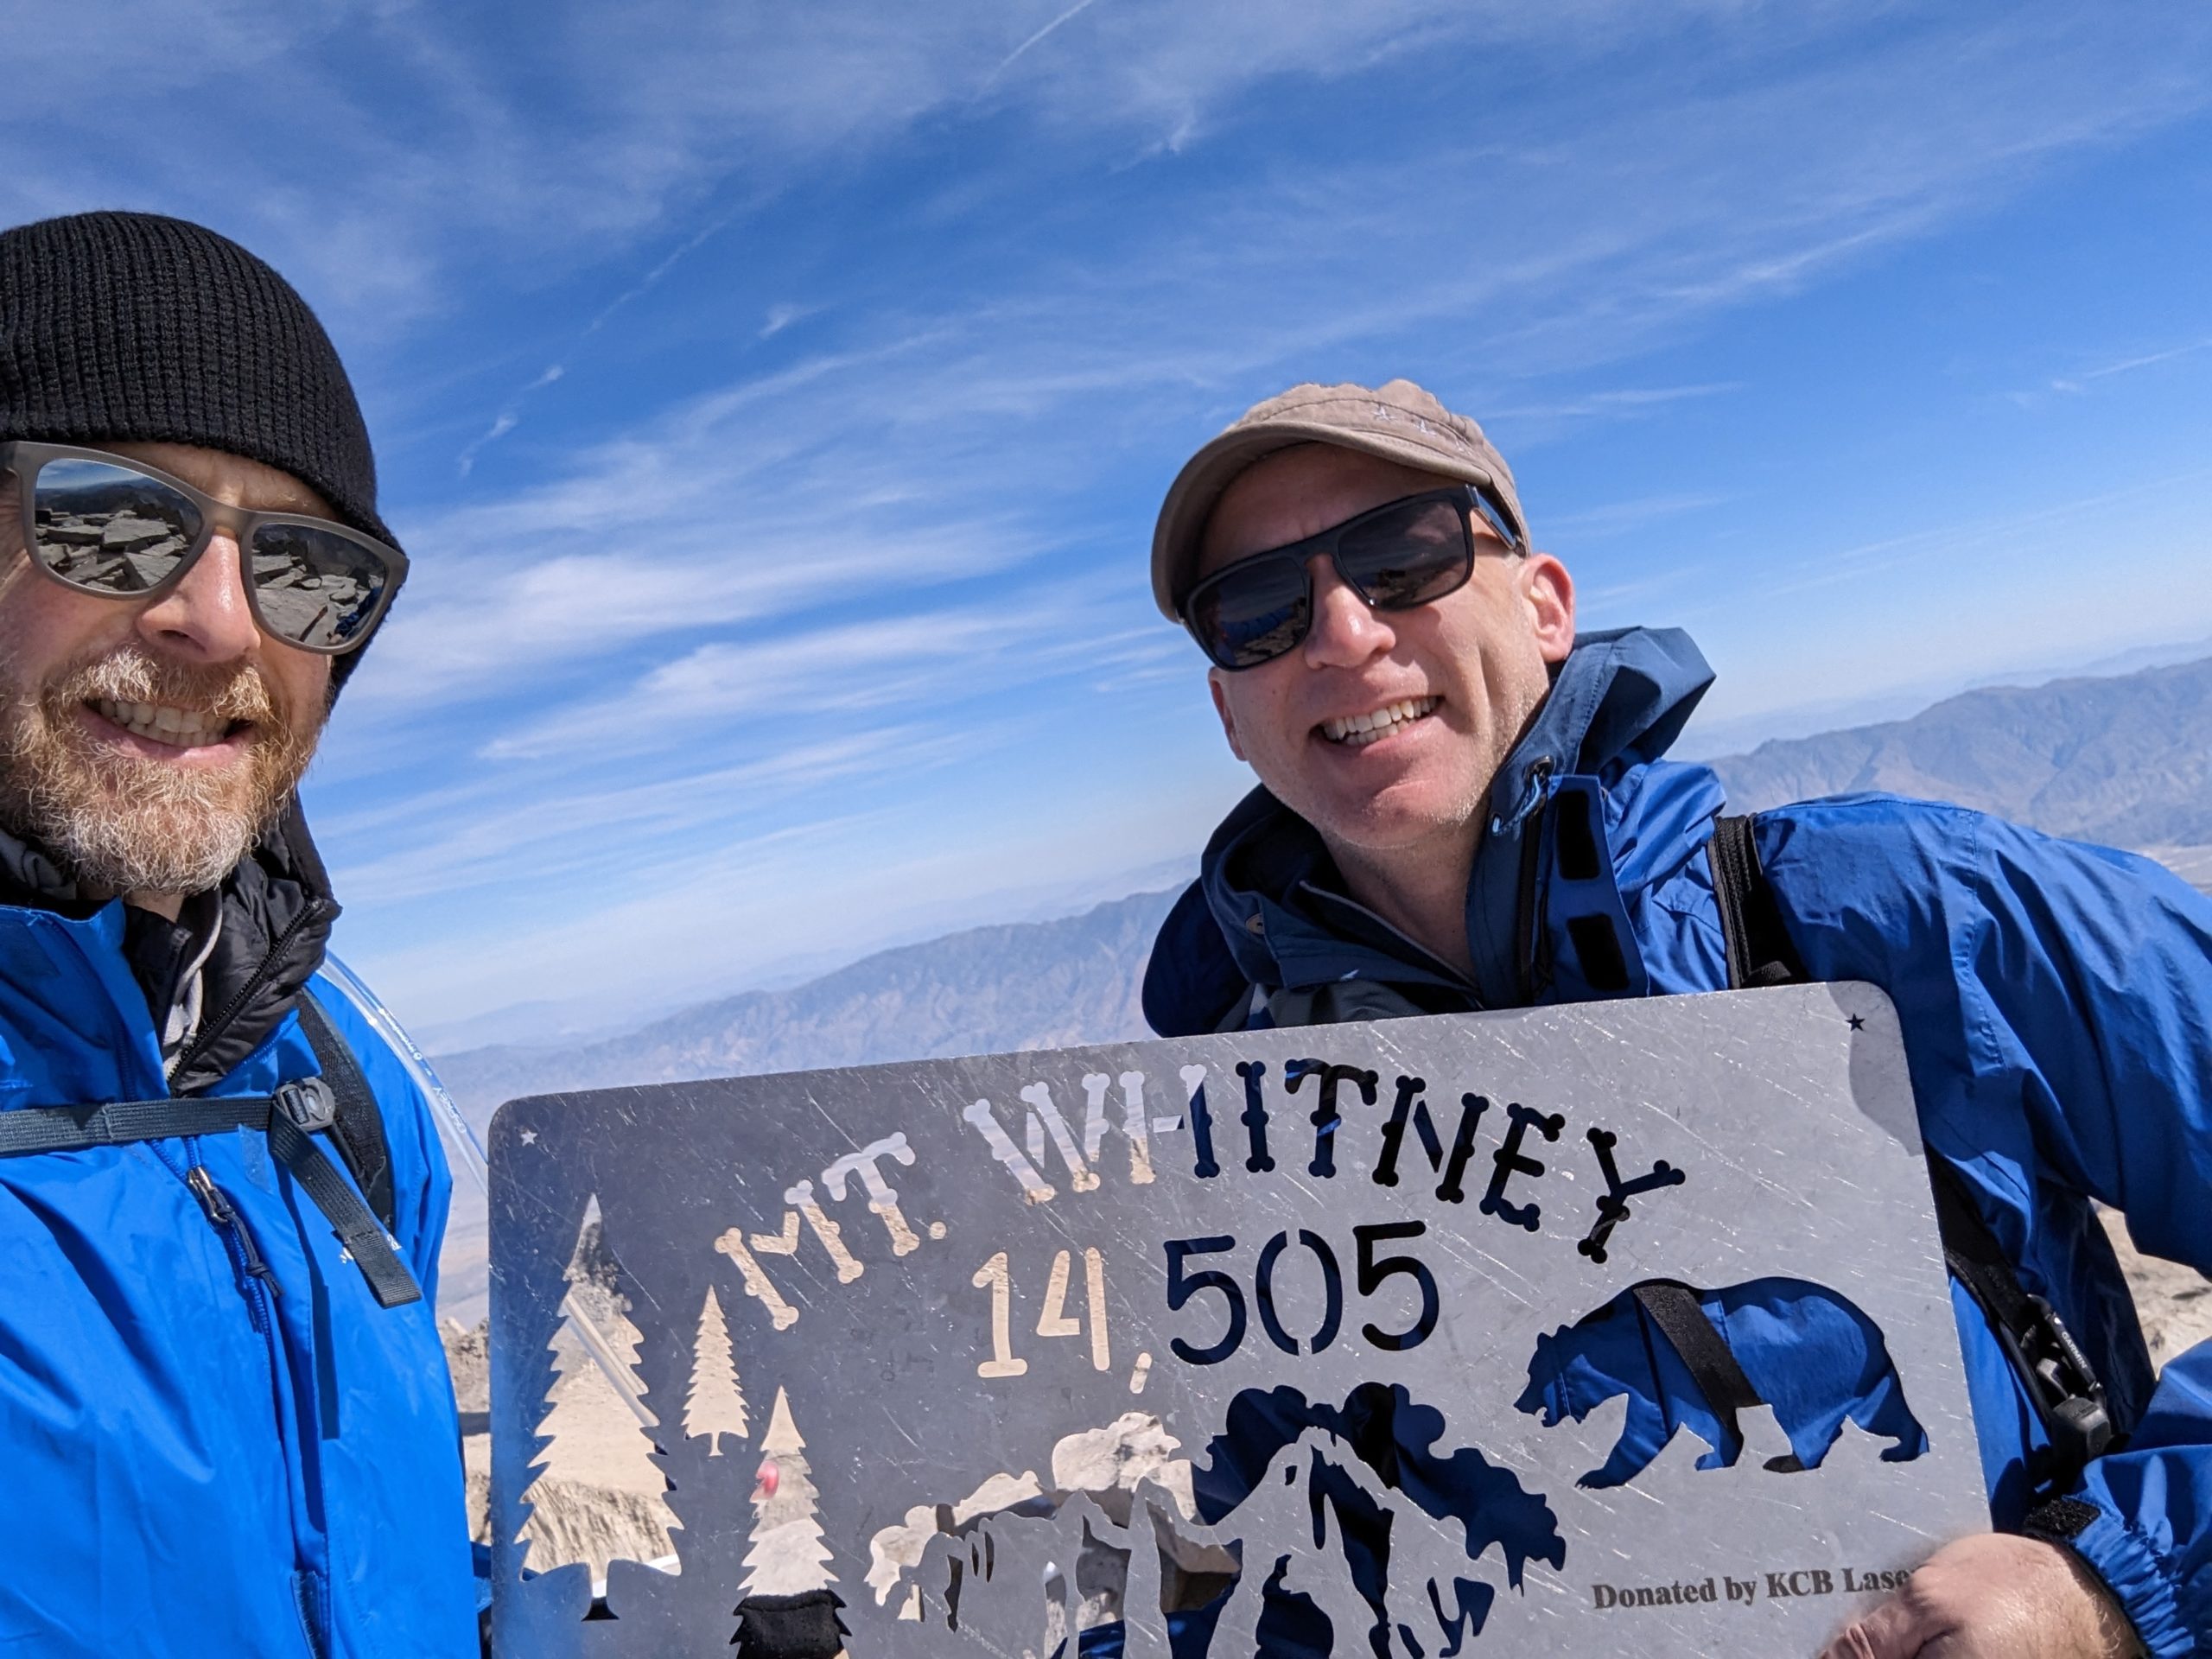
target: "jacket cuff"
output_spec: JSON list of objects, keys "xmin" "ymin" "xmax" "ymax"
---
[{"xmin": 2029, "ymin": 1497, "xmax": 2189, "ymax": 1658}]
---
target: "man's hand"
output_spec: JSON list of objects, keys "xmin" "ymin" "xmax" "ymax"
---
[{"xmin": 1819, "ymin": 1534, "xmax": 2140, "ymax": 1659}]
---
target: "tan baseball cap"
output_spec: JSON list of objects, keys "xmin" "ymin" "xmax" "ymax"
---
[{"xmin": 1150, "ymin": 378, "xmax": 1529, "ymax": 620}]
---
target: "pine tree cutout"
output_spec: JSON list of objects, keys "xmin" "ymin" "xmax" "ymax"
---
[
  {"xmin": 741, "ymin": 1388, "xmax": 836, "ymax": 1596},
  {"xmin": 517, "ymin": 1196, "xmax": 677, "ymax": 1576},
  {"xmin": 684, "ymin": 1286, "xmax": 749, "ymax": 1455}
]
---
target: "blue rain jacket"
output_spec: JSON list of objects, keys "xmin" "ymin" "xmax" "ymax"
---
[
  {"xmin": 1143, "ymin": 626, "xmax": 2212, "ymax": 1655},
  {"xmin": 0, "ymin": 880, "xmax": 476, "ymax": 1652}
]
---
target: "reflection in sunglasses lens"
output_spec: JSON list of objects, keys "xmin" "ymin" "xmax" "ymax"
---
[
  {"xmin": 1193, "ymin": 494, "xmax": 1474, "ymax": 669},
  {"xmin": 23, "ymin": 453, "xmax": 394, "ymax": 651},
  {"xmin": 32, "ymin": 458, "xmax": 203, "ymax": 594},
  {"xmin": 249, "ymin": 524, "xmax": 389, "ymax": 651},
  {"xmin": 1198, "ymin": 558, "xmax": 1311, "ymax": 670},
  {"xmin": 1339, "ymin": 499, "xmax": 1469, "ymax": 609}
]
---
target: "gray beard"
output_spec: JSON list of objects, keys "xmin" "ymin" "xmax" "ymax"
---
[
  {"xmin": 0, "ymin": 753, "xmax": 273, "ymax": 896},
  {"xmin": 0, "ymin": 646, "xmax": 317, "ymax": 898}
]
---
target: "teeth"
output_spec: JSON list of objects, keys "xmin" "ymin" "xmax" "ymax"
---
[
  {"xmin": 91, "ymin": 698, "xmax": 232, "ymax": 750},
  {"xmin": 1323, "ymin": 696, "xmax": 1440, "ymax": 747}
]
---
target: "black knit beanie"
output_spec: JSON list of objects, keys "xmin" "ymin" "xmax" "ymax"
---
[{"xmin": 0, "ymin": 211, "xmax": 398, "ymax": 671}]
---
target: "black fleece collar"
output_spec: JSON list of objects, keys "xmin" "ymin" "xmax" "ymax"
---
[{"xmin": 0, "ymin": 799, "xmax": 340, "ymax": 1095}]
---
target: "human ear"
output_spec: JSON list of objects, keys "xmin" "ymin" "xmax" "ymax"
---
[
  {"xmin": 1522, "ymin": 553, "xmax": 1576, "ymax": 664},
  {"xmin": 1207, "ymin": 669, "xmax": 1249, "ymax": 762}
]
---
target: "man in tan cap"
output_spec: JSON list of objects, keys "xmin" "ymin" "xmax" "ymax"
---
[{"xmin": 1137, "ymin": 379, "xmax": 2212, "ymax": 1656}]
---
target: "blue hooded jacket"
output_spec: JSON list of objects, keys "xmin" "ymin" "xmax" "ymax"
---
[
  {"xmin": 1142, "ymin": 627, "xmax": 2212, "ymax": 1655},
  {"xmin": 0, "ymin": 811, "xmax": 476, "ymax": 1656}
]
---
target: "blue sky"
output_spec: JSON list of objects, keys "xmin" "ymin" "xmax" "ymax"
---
[{"xmin": 10, "ymin": 2, "xmax": 2212, "ymax": 1039}]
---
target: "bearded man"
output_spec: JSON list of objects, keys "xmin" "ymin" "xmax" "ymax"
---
[{"xmin": 0, "ymin": 213, "xmax": 474, "ymax": 1655}]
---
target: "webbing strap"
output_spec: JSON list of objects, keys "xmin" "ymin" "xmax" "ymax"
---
[
  {"xmin": 1631, "ymin": 1279, "xmax": 1764, "ymax": 1445},
  {"xmin": 1928, "ymin": 1159, "xmax": 2113, "ymax": 1486},
  {"xmin": 1708, "ymin": 815, "xmax": 1804, "ymax": 989},
  {"xmin": 296, "ymin": 995, "xmax": 396, "ymax": 1232},
  {"xmin": 0, "ymin": 1096, "xmax": 265, "ymax": 1154},
  {"xmin": 0, "ymin": 1093, "xmax": 421, "ymax": 1309},
  {"xmin": 1929, "ymin": 1160, "xmax": 2043, "ymax": 1332},
  {"xmin": 1708, "ymin": 807, "xmax": 2117, "ymax": 1491},
  {"xmin": 264, "ymin": 1113, "xmax": 421, "ymax": 1307}
]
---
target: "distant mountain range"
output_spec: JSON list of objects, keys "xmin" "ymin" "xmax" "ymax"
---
[
  {"xmin": 425, "ymin": 652, "xmax": 2212, "ymax": 1316},
  {"xmin": 432, "ymin": 887, "xmax": 1180, "ymax": 1135},
  {"xmin": 1706, "ymin": 653, "xmax": 2212, "ymax": 849},
  {"xmin": 435, "ymin": 652, "xmax": 2212, "ymax": 1126}
]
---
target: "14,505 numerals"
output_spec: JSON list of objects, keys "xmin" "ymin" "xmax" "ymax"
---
[{"xmin": 1163, "ymin": 1221, "xmax": 1438, "ymax": 1364}]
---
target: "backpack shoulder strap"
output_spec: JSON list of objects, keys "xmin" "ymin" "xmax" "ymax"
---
[
  {"xmin": 1630, "ymin": 1280, "xmax": 1765, "ymax": 1448},
  {"xmin": 1709, "ymin": 813, "xmax": 2117, "ymax": 1491},
  {"xmin": 0, "ymin": 1086, "xmax": 419, "ymax": 1308},
  {"xmin": 1708, "ymin": 813, "xmax": 1807, "ymax": 989},
  {"xmin": 1927, "ymin": 1159, "xmax": 2114, "ymax": 1491},
  {"xmin": 296, "ymin": 992, "xmax": 397, "ymax": 1233}
]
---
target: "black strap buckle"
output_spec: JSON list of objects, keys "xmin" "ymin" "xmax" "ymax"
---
[
  {"xmin": 2011, "ymin": 1293, "xmax": 2116, "ymax": 1468},
  {"xmin": 1926, "ymin": 1157, "xmax": 2119, "ymax": 1491},
  {"xmin": 273, "ymin": 1076, "xmax": 337, "ymax": 1135}
]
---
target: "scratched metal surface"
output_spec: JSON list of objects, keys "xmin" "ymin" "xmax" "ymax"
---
[{"xmin": 488, "ymin": 982, "xmax": 1986, "ymax": 1656}]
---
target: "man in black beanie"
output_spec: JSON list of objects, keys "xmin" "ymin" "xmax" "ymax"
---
[{"xmin": 0, "ymin": 212, "xmax": 476, "ymax": 1656}]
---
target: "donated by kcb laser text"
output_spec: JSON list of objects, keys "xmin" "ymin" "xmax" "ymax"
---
[{"xmin": 1590, "ymin": 1566, "xmax": 1915, "ymax": 1611}]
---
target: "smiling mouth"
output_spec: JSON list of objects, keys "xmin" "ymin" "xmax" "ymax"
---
[
  {"xmin": 1320, "ymin": 696, "xmax": 1440, "ymax": 747},
  {"xmin": 89, "ymin": 697, "xmax": 243, "ymax": 751}
]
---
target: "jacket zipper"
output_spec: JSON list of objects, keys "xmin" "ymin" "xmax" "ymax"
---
[
  {"xmin": 184, "ymin": 1148, "xmax": 320, "ymax": 1658},
  {"xmin": 186, "ymin": 1164, "xmax": 282, "ymax": 1332},
  {"xmin": 63, "ymin": 886, "xmax": 327, "ymax": 1654},
  {"xmin": 169, "ymin": 894, "xmax": 327, "ymax": 1085},
  {"xmin": 1516, "ymin": 789, "xmax": 1552, "ymax": 1002}
]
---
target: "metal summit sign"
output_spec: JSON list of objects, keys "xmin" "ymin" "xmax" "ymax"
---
[{"xmin": 486, "ymin": 982, "xmax": 1985, "ymax": 1656}]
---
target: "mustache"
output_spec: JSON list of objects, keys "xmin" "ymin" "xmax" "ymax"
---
[{"xmin": 45, "ymin": 645, "xmax": 282, "ymax": 727}]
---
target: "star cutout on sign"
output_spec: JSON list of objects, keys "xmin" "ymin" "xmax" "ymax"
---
[
  {"xmin": 1847, "ymin": 1014, "xmax": 1866, "ymax": 1031},
  {"xmin": 519, "ymin": 1128, "xmax": 539, "ymax": 1145}
]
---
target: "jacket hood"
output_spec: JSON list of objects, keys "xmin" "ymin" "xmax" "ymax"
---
[{"xmin": 1143, "ymin": 626, "xmax": 1716, "ymax": 1035}]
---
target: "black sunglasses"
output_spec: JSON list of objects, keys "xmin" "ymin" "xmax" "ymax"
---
[
  {"xmin": 1, "ymin": 441, "xmax": 407, "ymax": 655},
  {"xmin": 1179, "ymin": 485, "xmax": 1523, "ymax": 671}
]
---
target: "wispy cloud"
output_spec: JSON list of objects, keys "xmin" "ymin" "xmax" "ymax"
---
[
  {"xmin": 982, "ymin": 0, "xmax": 1110, "ymax": 90},
  {"xmin": 16, "ymin": 2, "xmax": 2195, "ymax": 347},
  {"xmin": 2048, "ymin": 335, "xmax": 2212, "ymax": 394},
  {"xmin": 15, "ymin": 2, "xmax": 2212, "ymax": 1023},
  {"xmin": 1542, "ymin": 493, "xmax": 1732, "ymax": 542},
  {"xmin": 327, "ymin": 727, "xmax": 948, "ymax": 906},
  {"xmin": 355, "ymin": 763, "xmax": 1245, "ymax": 1019},
  {"xmin": 760, "ymin": 303, "xmax": 814, "ymax": 340},
  {"xmin": 310, "ymin": 3, "xmax": 2212, "ymax": 1022},
  {"xmin": 479, "ymin": 591, "xmax": 1100, "ymax": 760}
]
